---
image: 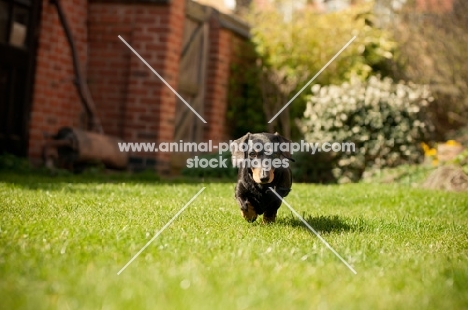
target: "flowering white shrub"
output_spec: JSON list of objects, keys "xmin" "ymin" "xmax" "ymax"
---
[{"xmin": 298, "ymin": 76, "xmax": 434, "ymax": 183}]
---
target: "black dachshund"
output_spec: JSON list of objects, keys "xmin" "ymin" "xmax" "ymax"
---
[{"xmin": 230, "ymin": 132, "xmax": 294, "ymax": 223}]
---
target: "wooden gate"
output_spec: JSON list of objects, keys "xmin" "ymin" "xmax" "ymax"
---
[{"xmin": 171, "ymin": 1, "xmax": 211, "ymax": 172}]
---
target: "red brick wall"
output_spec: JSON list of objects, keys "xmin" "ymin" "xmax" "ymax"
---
[
  {"xmin": 28, "ymin": 0, "xmax": 248, "ymax": 172},
  {"xmin": 28, "ymin": 0, "xmax": 88, "ymax": 162},
  {"xmin": 88, "ymin": 0, "xmax": 185, "ymax": 173},
  {"xmin": 204, "ymin": 14, "xmax": 232, "ymax": 145},
  {"xmin": 88, "ymin": 3, "xmax": 133, "ymax": 139}
]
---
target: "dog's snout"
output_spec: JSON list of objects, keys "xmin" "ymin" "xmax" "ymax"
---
[{"xmin": 260, "ymin": 169, "xmax": 270, "ymax": 182}]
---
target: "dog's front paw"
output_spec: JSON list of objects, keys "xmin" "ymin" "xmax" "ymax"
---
[
  {"xmin": 263, "ymin": 214, "xmax": 276, "ymax": 224},
  {"xmin": 241, "ymin": 202, "xmax": 257, "ymax": 222}
]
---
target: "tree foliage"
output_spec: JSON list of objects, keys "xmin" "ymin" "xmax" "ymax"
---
[
  {"xmin": 385, "ymin": 0, "xmax": 468, "ymax": 137},
  {"xmin": 241, "ymin": 1, "xmax": 397, "ymax": 138}
]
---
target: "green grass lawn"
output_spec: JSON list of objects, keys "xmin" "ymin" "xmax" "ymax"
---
[{"xmin": 1, "ymin": 173, "xmax": 467, "ymax": 310}]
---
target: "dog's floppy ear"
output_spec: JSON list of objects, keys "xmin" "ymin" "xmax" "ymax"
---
[
  {"xmin": 230, "ymin": 133, "xmax": 250, "ymax": 167},
  {"xmin": 274, "ymin": 132, "xmax": 295, "ymax": 162}
]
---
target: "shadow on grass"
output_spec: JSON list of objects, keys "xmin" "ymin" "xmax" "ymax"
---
[{"xmin": 277, "ymin": 214, "xmax": 359, "ymax": 234}]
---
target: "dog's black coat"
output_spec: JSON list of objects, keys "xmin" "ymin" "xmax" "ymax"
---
[
  {"xmin": 235, "ymin": 166, "xmax": 292, "ymax": 217},
  {"xmin": 231, "ymin": 132, "xmax": 293, "ymax": 222}
]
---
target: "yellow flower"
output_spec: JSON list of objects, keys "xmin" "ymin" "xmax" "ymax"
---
[
  {"xmin": 446, "ymin": 140, "xmax": 461, "ymax": 146},
  {"xmin": 421, "ymin": 142, "xmax": 429, "ymax": 152},
  {"xmin": 426, "ymin": 148, "xmax": 437, "ymax": 156},
  {"xmin": 432, "ymin": 159, "xmax": 439, "ymax": 166}
]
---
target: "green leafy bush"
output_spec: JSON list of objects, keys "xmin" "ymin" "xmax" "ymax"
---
[
  {"xmin": 298, "ymin": 76, "xmax": 434, "ymax": 183},
  {"xmin": 291, "ymin": 151, "xmax": 336, "ymax": 183},
  {"xmin": 453, "ymin": 149, "xmax": 468, "ymax": 175},
  {"xmin": 0, "ymin": 153, "xmax": 33, "ymax": 172}
]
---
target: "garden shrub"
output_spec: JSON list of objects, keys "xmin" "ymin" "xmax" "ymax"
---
[
  {"xmin": 0, "ymin": 153, "xmax": 33, "ymax": 172},
  {"xmin": 290, "ymin": 151, "xmax": 336, "ymax": 183},
  {"xmin": 453, "ymin": 148, "xmax": 468, "ymax": 175},
  {"xmin": 298, "ymin": 76, "xmax": 434, "ymax": 183}
]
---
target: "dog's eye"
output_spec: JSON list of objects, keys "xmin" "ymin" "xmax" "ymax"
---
[{"xmin": 249, "ymin": 152, "xmax": 257, "ymax": 158}]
